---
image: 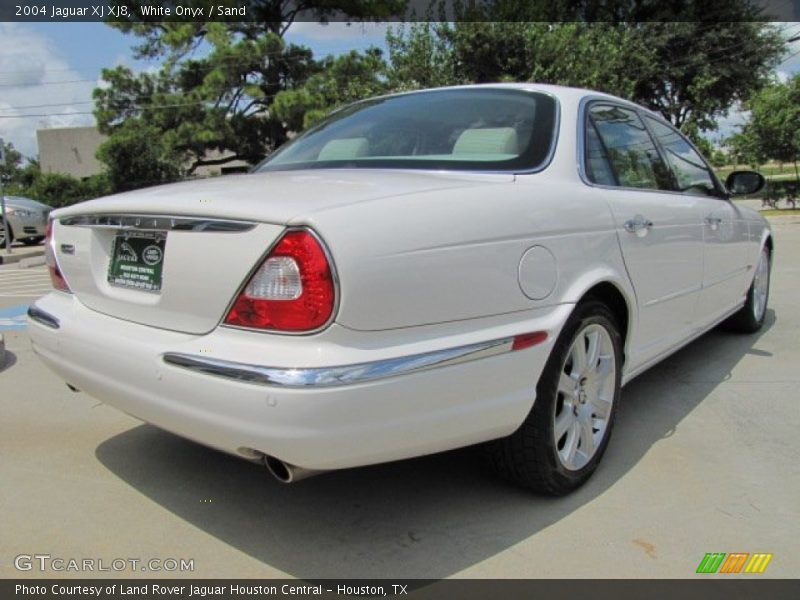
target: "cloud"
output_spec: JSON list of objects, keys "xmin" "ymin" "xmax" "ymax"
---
[{"xmin": 0, "ymin": 23, "xmax": 95, "ymax": 160}]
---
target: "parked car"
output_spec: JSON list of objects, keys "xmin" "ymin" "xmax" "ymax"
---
[
  {"xmin": 0, "ymin": 195, "xmax": 50, "ymax": 248},
  {"xmin": 28, "ymin": 84, "xmax": 769, "ymax": 494}
]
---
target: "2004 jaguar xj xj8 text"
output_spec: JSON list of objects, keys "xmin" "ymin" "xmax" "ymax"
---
[{"xmin": 28, "ymin": 84, "xmax": 771, "ymax": 494}]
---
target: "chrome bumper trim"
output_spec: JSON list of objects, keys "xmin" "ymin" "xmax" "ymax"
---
[
  {"xmin": 163, "ymin": 336, "xmax": 516, "ymax": 388},
  {"xmin": 60, "ymin": 214, "xmax": 256, "ymax": 233},
  {"xmin": 27, "ymin": 305, "xmax": 60, "ymax": 330}
]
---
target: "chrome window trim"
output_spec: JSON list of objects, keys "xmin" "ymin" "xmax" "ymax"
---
[
  {"xmin": 218, "ymin": 226, "xmax": 341, "ymax": 337},
  {"xmin": 59, "ymin": 214, "xmax": 257, "ymax": 233},
  {"xmin": 163, "ymin": 335, "xmax": 516, "ymax": 388},
  {"xmin": 27, "ymin": 305, "xmax": 60, "ymax": 329}
]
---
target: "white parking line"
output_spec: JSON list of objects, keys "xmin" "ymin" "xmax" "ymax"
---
[{"xmin": 0, "ymin": 267, "xmax": 51, "ymax": 296}]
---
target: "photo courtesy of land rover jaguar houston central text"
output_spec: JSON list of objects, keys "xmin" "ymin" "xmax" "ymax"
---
[{"xmin": 28, "ymin": 84, "xmax": 771, "ymax": 494}]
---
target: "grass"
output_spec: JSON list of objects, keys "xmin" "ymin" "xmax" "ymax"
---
[
  {"xmin": 759, "ymin": 208, "xmax": 800, "ymax": 217},
  {"xmin": 715, "ymin": 162, "xmax": 799, "ymax": 181}
]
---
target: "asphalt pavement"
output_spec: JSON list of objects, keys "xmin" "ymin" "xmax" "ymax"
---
[{"xmin": 1, "ymin": 216, "xmax": 798, "ymax": 579}]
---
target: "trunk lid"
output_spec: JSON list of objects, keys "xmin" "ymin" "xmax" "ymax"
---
[{"xmin": 52, "ymin": 169, "xmax": 511, "ymax": 334}]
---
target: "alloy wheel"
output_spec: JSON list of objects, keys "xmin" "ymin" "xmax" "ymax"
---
[{"xmin": 554, "ymin": 323, "xmax": 617, "ymax": 471}]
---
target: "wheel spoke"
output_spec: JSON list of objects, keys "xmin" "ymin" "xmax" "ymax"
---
[
  {"xmin": 558, "ymin": 372, "xmax": 576, "ymax": 396},
  {"xmin": 579, "ymin": 417, "xmax": 595, "ymax": 457},
  {"xmin": 595, "ymin": 354, "xmax": 613, "ymax": 378},
  {"xmin": 571, "ymin": 336, "xmax": 588, "ymax": 374},
  {"xmin": 554, "ymin": 409, "xmax": 574, "ymax": 442},
  {"xmin": 564, "ymin": 422, "xmax": 580, "ymax": 465},
  {"xmin": 585, "ymin": 330, "xmax": 601, "ymax": 370},
  {"xmin": 590, "ymin": 395, "xmax": 612, "ymax": 419}
]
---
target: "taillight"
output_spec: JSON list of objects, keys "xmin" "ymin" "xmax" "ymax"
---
[
  {"xmin": 224, "ymin": 229, "xmax": 336, "ymax": 332},
  {"xmin": 45, "ymin": 219, "xmax": 71, "ymax": 293}
]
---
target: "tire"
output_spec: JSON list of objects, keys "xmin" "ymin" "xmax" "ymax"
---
[
  {"xmin": 488, "ymin": 300, "xmax": 623, "ymax": 495},
  {"xmin": 0, "ymin": 219, "xmax": 12, "ymax": 249},
  {"xmin": 21, "ymin": 236, "xmax": 45, "ymax": 246},
  {"xmin": 725, "ymin": 245, "xmax": 771, "ymax": 334}
]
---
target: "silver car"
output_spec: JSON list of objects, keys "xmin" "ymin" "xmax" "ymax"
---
[{"xmin": 0, "ymin": 195, "xmax": 50, "ymax": 248}]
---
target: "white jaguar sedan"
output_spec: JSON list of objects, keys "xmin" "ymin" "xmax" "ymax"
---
[{"xmin": 28, "ymin": 84, "xmax": 770, "ymax": 494}]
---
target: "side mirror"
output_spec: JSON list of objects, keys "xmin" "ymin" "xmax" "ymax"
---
[{"xmin": 725, "ymin": 171, "xmax": 766, "ymax": 196}]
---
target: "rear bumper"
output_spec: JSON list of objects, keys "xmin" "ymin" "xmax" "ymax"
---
[
  {"xmin": 9, "ymin": 215, "xmax": 47, "ymax": 238},
  {"xmin": 28, "ymin": 293, "xmax": 571, "ymax": 470}
]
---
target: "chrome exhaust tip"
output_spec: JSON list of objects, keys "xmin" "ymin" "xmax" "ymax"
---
[{"xmin": 263, "ymin": 455, "xmax": 322, "ymax": 484}]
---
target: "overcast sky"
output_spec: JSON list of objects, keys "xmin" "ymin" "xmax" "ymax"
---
[{"xmin": 1, "ymin": 21, "xmax": 798, "ymax": 159}]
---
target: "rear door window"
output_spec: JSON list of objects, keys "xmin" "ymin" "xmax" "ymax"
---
[{"xmin": 587, "ymin": 104, "xmax": 673, "ymax": 191}]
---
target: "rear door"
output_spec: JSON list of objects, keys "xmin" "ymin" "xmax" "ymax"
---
[{"xmin": 584, "ymin": 103, "xmax": 705, "ymax": 364}]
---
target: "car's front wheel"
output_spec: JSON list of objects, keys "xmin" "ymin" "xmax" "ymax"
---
[{"xmin": 489, "ymin": 300, "xmax": 623, "ymax": 495}]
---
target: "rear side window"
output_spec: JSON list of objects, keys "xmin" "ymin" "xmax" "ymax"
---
[
  {"xmin": 585, "ymin": 120, "xmax": 616, "ymax": 186},
  {"xmin": 587, "ymin": 104, "xmax": 672, "ymax": 191},
  {"xmin": 644, "ymin": 116, "xmax": 719, "ymax": 196}
]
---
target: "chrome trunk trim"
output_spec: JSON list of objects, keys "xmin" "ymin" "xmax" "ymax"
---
[{"xmin": 59, "ymin": 214, "xmax": 256, "ymax": 233}]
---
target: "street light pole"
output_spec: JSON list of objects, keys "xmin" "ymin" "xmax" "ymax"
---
[{"xmin": 0, "ymin": 138, "xmax": 12, "ymax": 254}]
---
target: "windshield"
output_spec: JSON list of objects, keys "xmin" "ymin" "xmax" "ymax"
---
[{"xmin": 256, "ymin": 88, "xmax": 558, "ymax": 173}]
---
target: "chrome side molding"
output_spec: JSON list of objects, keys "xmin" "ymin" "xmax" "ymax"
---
[
  {"xmin": 27, "ymin": 305, "xmax": 60, "ymax": 330},
  {"xmin": 60, "ymin": 214, "xmax": 256, "ymax": 233},
  {"xmin": 163, "ymin": 336, "xmax": 517, "ymax": 388}
]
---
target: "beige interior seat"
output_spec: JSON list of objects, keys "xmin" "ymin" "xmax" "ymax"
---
[
  {"xmin": 318, "ymin": 137, "xmax": 370, "ymax": 161},
  {"xmin": 452, "ymin": 127, "xmax": 519, "ymax": 155}
]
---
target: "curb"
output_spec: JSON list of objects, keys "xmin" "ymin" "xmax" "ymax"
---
[
  {"xmin": 0, "ymin": 250, "xmax": 45, "ymax": 266},
  {"xmin": 18, "ymin": 255, "xmax": 46, "ymax": 268}
]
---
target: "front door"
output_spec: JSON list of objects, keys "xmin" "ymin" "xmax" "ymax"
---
[{"xmin": 642, "ymin": 116, "xmax": 749, "ymax": 327}]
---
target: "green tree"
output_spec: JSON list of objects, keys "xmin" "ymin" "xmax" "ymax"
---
[
  {"xmin": 629, "ymin": 21, "xmax": 784, "ymax": 132},
  {"xmin": 96, "ymin": 1, "xmax": 407, "ymax": 190},
  {"xmin": 96, "ymin": 121, "xmax": 183, "ymax": 191},
  {"xmin": 386, "ymin": 22, "xmax": 458, "ymax": 90},
  {"xmin": 0, "ymin": 141, "xmax": 23, "ymax": 185},
  {"xmin": 741, "ymin": 74, "xmax": 800, "ymax": 181},
  {"xmin": 23, "ymin": 172, "xmax": 111, "ymax": 207},
  {"xmin": 384, "ymin": 2, "xmax": 785, "ymax": 133},
  {"xmin": 272, "ymin": 48, "xmax": 389, "ymax": 130},
  {"xmin": 725, "ymin": 130, "xmax": 766, "ymax": 169}
]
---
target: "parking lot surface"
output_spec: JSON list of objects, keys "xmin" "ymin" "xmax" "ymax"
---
[{"xmin": 1, "ymin": 217, "xmax": 799, "ymax": 579}]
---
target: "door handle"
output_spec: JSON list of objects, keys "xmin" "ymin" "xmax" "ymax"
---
[
  {"xmin": 705, "ymin": 216, "xmax": 723, "ymax": 230},
  {"xmin": 623, "ymin": 215, "xmax": 654, "ymax": 234}
]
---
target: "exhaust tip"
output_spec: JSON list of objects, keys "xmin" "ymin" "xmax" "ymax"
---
[{"xmin": 264, "ymin": 455, "xmax": 294, "ymax": 483}]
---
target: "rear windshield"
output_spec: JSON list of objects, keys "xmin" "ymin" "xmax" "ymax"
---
[{"xmin": 256, "ymin": 88, "xmax": 558, "ymax": 173}]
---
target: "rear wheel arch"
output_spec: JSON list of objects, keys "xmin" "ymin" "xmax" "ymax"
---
[{"xmin": 578, "ymin": 281, "xmax": 630, "ymax": 366}]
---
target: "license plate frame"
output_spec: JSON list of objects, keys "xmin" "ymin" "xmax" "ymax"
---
[{"xmin": 107, "ymin": 231, "xmax": 167, "ymax": 292}]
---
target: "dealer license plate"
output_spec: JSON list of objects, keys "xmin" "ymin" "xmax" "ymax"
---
[{"xmin": 107, "ymin": 231, "xmax": 167, "ymax": 292}]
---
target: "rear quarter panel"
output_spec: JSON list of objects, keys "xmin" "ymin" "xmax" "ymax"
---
[{"xmin": 298, "ymin": 176, "xmax": 632, "ymax": 333}]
